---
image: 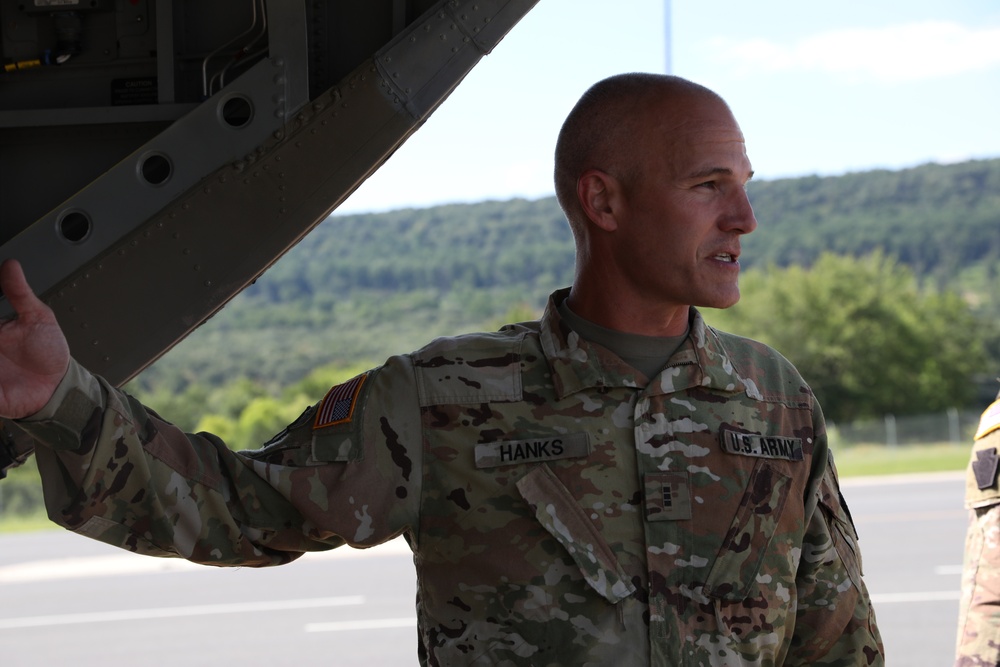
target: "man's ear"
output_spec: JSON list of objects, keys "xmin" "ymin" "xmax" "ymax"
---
[{"xmin": 577, "ymin": 169, "xmax": 622, "ymax": 232}]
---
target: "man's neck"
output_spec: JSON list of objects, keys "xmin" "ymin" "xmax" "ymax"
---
[{"xmin": 564, "ymin": 284, "xmax": 690, "ymax": 337}]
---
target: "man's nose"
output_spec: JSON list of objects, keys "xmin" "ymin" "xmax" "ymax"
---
[{"xmin": 724, "ymin": 188, "xmax": 757, "ymax": 234}]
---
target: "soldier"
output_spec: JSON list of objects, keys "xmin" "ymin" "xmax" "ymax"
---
[
  {"xmin": 956, "ymin": 386, "xmax": 1000, "ymax": 666},
  {"xmin": 0, "ymin": 73, "xmax": 883, "ymax": 665}
]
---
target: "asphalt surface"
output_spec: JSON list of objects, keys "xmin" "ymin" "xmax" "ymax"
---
[{"xmin": 0, "ymin": 471, "xmax": 966, "ymax": 666}]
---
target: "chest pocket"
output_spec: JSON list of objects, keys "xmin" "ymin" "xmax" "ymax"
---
[
  {"xmin": 704, "ymin": 460, "xmax": 793, "ymax": 600},
  {"xmin": 516, "ymin": 464, "xmax": 636, "ymax": 604}
]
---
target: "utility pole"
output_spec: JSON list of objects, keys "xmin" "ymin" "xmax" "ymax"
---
[{"xmin": 664, "ymin": 0, "xmax": 673, "ymax": 74}]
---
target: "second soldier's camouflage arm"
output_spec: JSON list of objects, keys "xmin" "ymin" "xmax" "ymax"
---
[
  {"xmin": 955, "ymin": 396, "xmax": 1000, "ymax": 666},
  {"xmin": 16, "ymin": 357, "xmax": 420, "ymax": 566},
  {"xmin": 956, "ymin": 503, "xmax": 1000, "ymax": 667}
]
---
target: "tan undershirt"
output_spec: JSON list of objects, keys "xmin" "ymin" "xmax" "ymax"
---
[{"xmin": 558, "ymin": 300, "xmax": 688, "ymax": 380}]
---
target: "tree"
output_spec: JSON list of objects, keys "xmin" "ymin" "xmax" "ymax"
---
[{"xmin": 704, "ymin": 252, "xmax": 987, "ymax": 422}]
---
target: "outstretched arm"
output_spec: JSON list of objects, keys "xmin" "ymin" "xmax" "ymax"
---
[{"xmin": 0, "ymin": 259, "xmax": 70, "ymax": 419}]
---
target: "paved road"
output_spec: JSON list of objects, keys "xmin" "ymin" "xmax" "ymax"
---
[
  {"xmin": 0, "ymin": 472, "xmax": 967, "ymax": 666},
  {"xmin": 846, "ymin": 472, "xmax": 967, "ymax": 666}
]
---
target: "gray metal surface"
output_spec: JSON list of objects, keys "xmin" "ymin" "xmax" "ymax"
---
[{"xmin": 0, "ymin": 0, "xmax": 539, "ymax": 386}]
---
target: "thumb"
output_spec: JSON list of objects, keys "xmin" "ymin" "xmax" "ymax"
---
[
  {"xmin": 0, "ymin": 259, "xmax": 44, "ymax": 318},
  {"xmin": 0, "ymin": 259, "xmax": 70, "ymax": 419}
]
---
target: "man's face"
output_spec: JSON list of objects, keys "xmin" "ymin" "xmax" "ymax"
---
[{"xmin": 612, "ymin": 93, "xmax": 757, "ymax": 312}]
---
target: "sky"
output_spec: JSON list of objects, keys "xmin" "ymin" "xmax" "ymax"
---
[{"xmin": 335, "ymin": 0, "xmax": 1000, "ymax": 214}]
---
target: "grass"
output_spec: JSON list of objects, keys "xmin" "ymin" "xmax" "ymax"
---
[
  {"xmin": 0, "ymin": 512, "xmax": 53, "ymax": 534},
  {"xmin": 0, "ymin": 443, "xmax": 971, "ymax": 534},
  {"xmin": 831, "ymin": 442, "xmax": 969, "ymax": 477}
]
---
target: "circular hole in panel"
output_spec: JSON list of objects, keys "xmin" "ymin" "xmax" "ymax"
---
[
  {"xmin": 221, "ymin": 95, "xmax": 254, "ymax": 128},
  {"xmin": 140, "ymin": 153, "xmax": 172, "ymax": 186},
  {"xmin": 58, "ymin": 210, "xmax": 92, "ymax": 244}
]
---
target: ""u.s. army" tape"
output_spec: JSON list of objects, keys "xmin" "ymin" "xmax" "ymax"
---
[{"xmin": 720, "ymin": 430, "xmax": 803, "ymax": 461}]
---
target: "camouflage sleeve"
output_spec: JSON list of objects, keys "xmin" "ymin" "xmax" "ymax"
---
[
  {"xmin": 787, "ymin": 410, "xmax": 885, "ymax": 666},
  {"xmin": 17, "ymin": 356, "xmax": 422, "ymax": 567},
  {"xmin": 957, "ymin": 504, "xmax": 1000, "ymax": 666},
  {"xmin": 955, "ymin": 399, "xmax": 1000, "ymax": 666}
]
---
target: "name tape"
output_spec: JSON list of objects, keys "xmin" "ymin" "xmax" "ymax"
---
[{"xmin": 475, "ymin": 433, "xmax": 590, "ymax": 468}]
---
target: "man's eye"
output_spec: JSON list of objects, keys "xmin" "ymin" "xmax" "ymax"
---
[{"xmin": 697, "ymin": 181, "xmax": 717, "ymax": 189}]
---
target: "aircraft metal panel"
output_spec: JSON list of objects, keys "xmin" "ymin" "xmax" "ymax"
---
[
  {"xmin": 0, "ymin": 57, "xmax": 292, "ymax": 307},
  {"xmin": 1, "ymin": 0, "xmax": 538, "ymax": 387}
]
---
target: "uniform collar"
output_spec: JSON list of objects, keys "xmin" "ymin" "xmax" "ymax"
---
[{"xmin": 539, "ymin": 289, "xmax": 749, "ymax": 401}]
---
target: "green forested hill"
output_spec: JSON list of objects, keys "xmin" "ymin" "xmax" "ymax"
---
[
  {"xmin": 743, "ymin": 158, "xmax": 1000, "ymax": 280},
  {"xmin": 240, "ymin": 197, "xmax": 575, "ymax": 304},
  {"xmin": 128, "ymin": 158, "xmax": 1000, "ymax": 408}
]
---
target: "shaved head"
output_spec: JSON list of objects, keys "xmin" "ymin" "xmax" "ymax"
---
[{"xmin": 554, "ymin": 73, "xmax": 727, "ymax": 237}]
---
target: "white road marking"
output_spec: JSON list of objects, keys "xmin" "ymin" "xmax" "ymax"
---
[
  {"xmin": 870, "ymin": 590, "xmax": 961, "ymax": 603},
  {"xmin": 305, "ymin": 617, "xmax": 417, "ymax": 633},
  {"xmin": 840, "ymin": 470, "xmax": 965, "ymax": 486},
  {"xmin": 0, "ymin": 552, "xmax": 203, "ymax": 583},
  {"xmin": 0, "ymin": 537, "xmax": 411, "ymax": 584},
  {"xmin": 0, "ymin": 596, "xmax": 365, "ymax": 630}
]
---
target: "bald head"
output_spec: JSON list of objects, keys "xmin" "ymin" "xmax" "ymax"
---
[{"xmin": 553, "ymin": 73, "xmax": 728, "ymax": 235}]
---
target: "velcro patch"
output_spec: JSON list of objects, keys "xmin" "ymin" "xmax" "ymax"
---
[
  {"xmin": 314, "ymin": 374, "xmax": 367, "ymax": 429},
  {"xmin": 475, "ymin": 433, "xmax": 590, "ymax": 468},
  {"xmin": 720, "ymin": 430, "xmax": 803, "ymax": 461},
  {"xmin": 644, "ymin": 472, "xmax": 692, "ymax": 521},
  {"xmin": 976, "ymin": 400, "xmax": 1000, "ymax": 440},
  {"xmin": 973, "ymin": 448, "xmax": 1000, "ymax": 490}
]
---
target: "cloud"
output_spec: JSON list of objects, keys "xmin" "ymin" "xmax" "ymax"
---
[{"xmin": 709, "ymin": 21, "xmax": 1000, "ymax": 82}]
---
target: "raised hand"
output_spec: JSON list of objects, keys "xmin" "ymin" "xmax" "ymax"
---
[{"xmin": 0, "ymin": 259, "xmax": 70, "ymax": 419}]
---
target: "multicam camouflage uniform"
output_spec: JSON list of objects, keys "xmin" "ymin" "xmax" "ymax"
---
[
  {"xmin": 956, "ymin": 390, "xmax": 1000, "ymax": 666},
  {"xmin": 16, "ymin": 289, "xmax": 883, "ymax": 666}
]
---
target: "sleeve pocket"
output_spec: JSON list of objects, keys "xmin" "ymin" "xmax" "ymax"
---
[
  {"xmin": 819, "ymin": 485, "xmax": 865, "ymax": 588},
  {"xmin": 311, "ymin": 427, "xmax": 363, "ymax": 463},
  {"xmin": 516, "ymin": 464, "xmax": 636, "ymax": 604},
  {"xmin": 241, "ymin": 406, "xmax": 362, "ymax": 465}
]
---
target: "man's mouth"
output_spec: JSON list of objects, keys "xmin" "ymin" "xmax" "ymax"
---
[{"xmin": 713, "ymin": 252, "xmax": 738, "ymax": 263}]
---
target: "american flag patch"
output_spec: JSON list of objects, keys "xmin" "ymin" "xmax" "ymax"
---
[{"xmin": 314, "ymin": 374, "xmax": 367, "ymax": 429}]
